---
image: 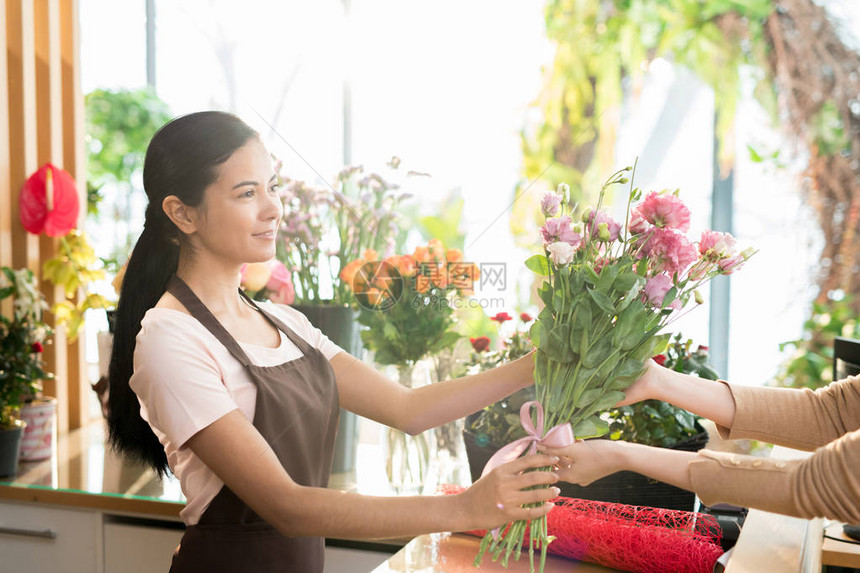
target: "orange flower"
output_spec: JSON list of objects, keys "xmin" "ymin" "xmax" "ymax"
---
[
  {"xmin": 445, "ymin": 248, "xmax": 463, "ymax": 263},
  {"xmin": 340, "ymin": 258, "xmax": 366, "ymax": 289},
  {"xmin": 428, "ymin": 239, "xmax": 446, "ymax": 260},
  {"xmin": 363, "ymin": 248, "xmax": 378, "ymax": 262},
  {"xmin": 413, "ymin": 246, "xmax": 431, "ymax": 263},
  {"xmin": 390, "ymin": 254, "xmax": 416, "ymax": 277}
]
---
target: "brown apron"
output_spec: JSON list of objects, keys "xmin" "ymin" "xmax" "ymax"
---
[{"xmin": 166, "ymin": 276, "xmax": 339, "ymax": 573}]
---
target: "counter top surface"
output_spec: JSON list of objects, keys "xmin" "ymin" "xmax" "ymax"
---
[
  {"xmin": 0, "ymin": 421, "xmax": 184, "ymax": 517},
  {"xmin": 371, "ymin": 533, "xmax": 617, "ymax": 572}
]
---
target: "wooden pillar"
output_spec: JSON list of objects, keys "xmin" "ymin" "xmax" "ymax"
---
[
  {"xmin": 34, "ymin": 0, "xmax": 69, "ymax": 432},
  {"xmin": 60, "ymin": 0, "xmax": 87, "ymax": 430},
  {"xmin": 0, "ymin": 0, "xmax": 12, "ymax": 288},
  {"xmin": 6, "ymin": 0, "xmax": 39, "ymax": 274}
]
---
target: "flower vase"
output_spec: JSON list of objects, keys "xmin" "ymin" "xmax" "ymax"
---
[
  {"xmin": 384, "ymin": 364, "xmax": 431, "ymax": 494},
  {"xmin": 429, "ymin": 352, "xmax": 470, "ymax": 489}
]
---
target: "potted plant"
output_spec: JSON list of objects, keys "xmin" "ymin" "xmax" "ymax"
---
[
  {"xmin": 0, "ymin": 267, "xmax": 53, "ymax": 476},
  {"xmin": 341, "ymin": 239, "xmax": 479, "ymax": 492},
  {"xmin": 275, "ymin": 158, "xmax": 412, "ymax": 474}
]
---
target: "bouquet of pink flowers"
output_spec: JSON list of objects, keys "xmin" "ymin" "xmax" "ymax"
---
[{"xmin": 475, "ymin": 165, "xmax": 754, "ymax": 571}]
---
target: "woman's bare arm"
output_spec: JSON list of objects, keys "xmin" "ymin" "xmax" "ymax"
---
[
  {"xmin": 331, "ymin": 350, "xmax": 535, "ymax": 435},
  {"xmin": 188, "ymin": 409, "xmax": 558, "ymax": 539}
]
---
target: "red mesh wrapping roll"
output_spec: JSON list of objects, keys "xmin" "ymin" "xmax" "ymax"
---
[{"xmin": 440, "ymin": 485, "xmax": 723, "ymax": 573}]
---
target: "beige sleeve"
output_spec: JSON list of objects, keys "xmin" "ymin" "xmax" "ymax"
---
[
  {"xmin": 713, "ymin": 375, "xmax": 860, "ymax": 451},
  {"xmin": 688, "ymin": 428, "xmax": 860, "ymax": 523}
]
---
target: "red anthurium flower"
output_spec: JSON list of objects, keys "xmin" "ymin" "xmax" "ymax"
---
[
  {"xmin": 19, "ymin": 163, "xmax": 80, "ymax": 237},
  {"xmin": 519, "ymin": 312, "xmax": 533, "ymax": 323},
  {"xmin": 652, "ymin": 354, "xmax": 666, "ymax": 366},
  {"xmin": 490, "ymin": 312, "xmax": 513, "ymax": 323},
  {"xmin": 470, "ymin": 336, "xmax": 490, "ymax": 353},
  {"xmin": 31, "ymin": 341, "xmax": 44, "ymax": 353}
]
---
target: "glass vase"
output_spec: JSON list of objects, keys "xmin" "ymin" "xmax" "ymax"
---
[
  {"xmin": 429, "ymin": 352, "xmax": 470, "ymax": 489},
  {"xmin": 384, "ymin": 364, "xmax": 431, "ymax": 494}
]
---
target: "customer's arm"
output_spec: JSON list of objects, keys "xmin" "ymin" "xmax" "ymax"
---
[
  {"xmin": 627, "ymin": 361, "xmax": 860, "ymax": 450},
  {"xmin": 543, "ymin": 429, "xmax": 860, "ymax": 524}
]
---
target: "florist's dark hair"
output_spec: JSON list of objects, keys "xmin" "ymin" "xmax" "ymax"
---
[{"xmin": 107, "ymin": 111, "xmax": 259, "ymax": 475}]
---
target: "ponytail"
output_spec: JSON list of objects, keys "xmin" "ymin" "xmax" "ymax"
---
[
  {"xmin": 107, "ymin": 223, "xmax": 178, "ymax": 475},
  {"xmin": 106, "ymin": 111, "xmax": 258, "ymax": 476}
]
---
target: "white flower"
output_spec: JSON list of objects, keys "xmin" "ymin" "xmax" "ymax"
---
[{"xmin": 546, "ymin": 241, "xmax": 576, "ymax": 266}]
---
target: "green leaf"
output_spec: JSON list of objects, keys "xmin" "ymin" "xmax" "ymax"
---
[
  {"xmin": 587, "ymin": 288, "xmax": 616, "ymax": 315},
  {"xmin": 573, "ymin": 417, "xmax": 609, "ymax": 439},
  {"xmin": 613, "ymin": 358, "xmax": 646, "ymax": 386},
  {"xmin": 546, "ymin": 323, "xmax": 574, "ymax": 362},
  {"xmin": 572, "ymin": 300, "xmax": 592, "ymax": 332},
  {"xmin": 747, "ymin": 144, "xmax": 763, "ymax": 163},
  {"xmin": 595, "ymin": 263, "xmax": 621, "ymax": 294},
  {"xmin": 613, "ymin": 270, "xmax": 641, "ymax": 294},
  {"xmin": 661, "ymin": 286, "xmax": 678, "ymax": 308},
  {"xmin": 582, "ymin": 335, "xmax": 612, "ymax": 368},
  {"xmin": 582, "ymin": 265, "xmax": 600, "ymax": 285},
  {"xmin": 538, "ymin": 282, "xmax": 553, "ymax": 308},
  {"xmin": 431, "ymin": 330, "xmax": 461, "ymax": 353},
  {"xmin": 578, "ymin": 388, "xmax": 602, "ymax": 406},
  {"xmin": 525, "ymin": 254, "xmax": 551, "ymax": 276},
  {"xmin": 530, "ymin": 322, "xmax": 547, "ymax": 350},
  {"xmin": 382, "ymin": 321, "xmax": 399, "ymax": 341},
  {"xmin": 590, "ymin": 391, "xmax": 626, "ymax": 413},
  {"xmin": 613, "ymin": 300, "xmax": 647, "ymax": 350}
]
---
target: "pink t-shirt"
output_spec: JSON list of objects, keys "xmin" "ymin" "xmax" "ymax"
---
[{"xmin": 130, "ymin": 301, "xmax": 344, "ymax": 525}]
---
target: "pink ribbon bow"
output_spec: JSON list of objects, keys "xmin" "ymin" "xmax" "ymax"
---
[
  {"xmin": 481, "ymin": 400, "xmax": 575, "ymax": 479},
  {"xmin": 480, "ymin": 401, "xmax": 574, "ymax": 539}
]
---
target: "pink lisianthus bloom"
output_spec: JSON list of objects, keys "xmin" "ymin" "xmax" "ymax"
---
[
  {"xmin": 698, "ymin": 230, "xmax": 738, "ymax": 262},
  {"xmin": 588, "ymin": 210, "xmax": 621, "ymax": 242},
  {"xmin": 266, "ymin": 260, "xmax": 295, "ymax": 304},
  {"xmin": 718, "ymin": 254, "xmax": 745, "ymax": 275},
  {"xmin": 539, "ymin": 215, "xmax": 582, "ymax": 247},
  {"xmin": 643, "ymin": 273, "xmax": 681, "ymax": 310},
  {"xmin": 633, "ymin": 191, "xmax": 691, "ymax": 232},
  {"xmin": 642, "ymin": 228, "xmax": 697, "ymax": 276},
  {"xmin": 629, "ymin": 212, "xmax": 651, "ymax": 235},
  {"xmin": 547, "ymin": 241, "xmax": 577, "ymax": 266},
  {"xmin": 541, "ymin": 192, "xmax": 562, "ymax": 217}
]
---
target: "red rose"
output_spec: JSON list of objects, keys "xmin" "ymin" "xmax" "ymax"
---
[
  {"xmin": 652, "ymin": 354, "xmax": 666, "ymax": 366},
  {"xmin": 490, "ymin": 312, "xmax": 513, "ymax": 323},
  {"xmin": 31, "ymin": 341, "xmax": 44, "ymax": 353},
  {"xmin": 470, "ymin": 336, "xmax": 490, "ymax": 353},
  {"xmin": 519, "ymin": 312, "xmax": 533, "ymax": 323},
  {"xmin": 696, "ymin": 345, "xmax": 709, "ymax": 353}
]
